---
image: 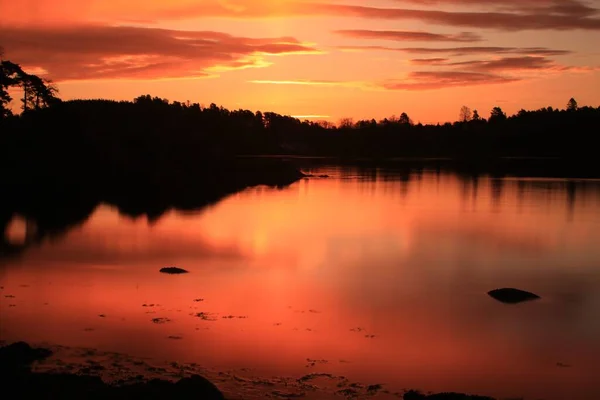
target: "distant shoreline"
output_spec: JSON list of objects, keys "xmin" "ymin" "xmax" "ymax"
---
[{"xmin": 245, "ymin": 155, "xmax": 600, "ymax": 179}]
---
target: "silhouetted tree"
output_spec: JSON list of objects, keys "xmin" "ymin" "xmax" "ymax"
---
[
  {"xmin": 0, "ymin": 73, "xmax": 12, "ymax": 118},
  {"xmin": 316, "ymin": 120, "xmax": 335, "ymax": 129},
  {"xmin": 489, "ymin": 106, "xmax": 507, "ymax": 123},
  {"xmin": 0, "ymin": 58, "xmax": 59, "ymax": 115},
  {"xmin": 459, "ymin": 106, "xmax": 472, "ymax": 122},
  {"xmin": 0, "ymin": 58, "xmax": 18, "ymax": 118},
  {"xmin": 338, "ymin": 117, "xmax": 354, "ymax": 129},
  {"xmin": 472, "ymin": 109, "xmax": 480, "ymax": 121},
  {"xmin": 567, "ymin": 97, "xmax": 578, "ymax": 111},
  {"xmin": 399, "ymin": 112, "xmax": 411, "ymax": 125}
]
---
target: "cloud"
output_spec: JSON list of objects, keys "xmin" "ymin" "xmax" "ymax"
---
[
  {"xmin": 249, "ymin": 52, "xmax": 596, "ymax": 92},
  {"xmin": 3, "ymin": 1, "xmax": 600, "ymax": 31},
  {"xmin": 292, "ymin": 114, "xmax": 331, "ymax": 119},
  {"xmin": 410, "ymin": 58, "xmax": 451, "ymax": 65},
  {"xmin": 333, "ymin": 29, "xmax": 482, "ymax": 42},
  {"xmin": 411, "ymin": 55, "xmax": 599, "ymax": 73},
  {"xmin": 316, "ymin": 3, "xmax": 600, "ymax": 31},
  {"xmin": 249, "ymin": 72, "xmax": 520, "ymax": 91},
  {"xmin": 338, "ymin": 45, "xmax": 572, "ymax": 56},
  {"xmin": 249, "ymin": 79, "xmax": 370, "ymax": 89},
  {"xmin": 0, "ymin": 25, "xmax": 321, "ymax": 81},
  {"xmin": 448, "ymin": 56, "xmax": 556, "ymax": 71},
  {"xmin": 406, "ymin": 55, "xmax": 565, "ymax": 72},
  {"xmin": 392, "ymin": 0, "xmax": 599, "ymax": 17},
  {"xmin": 381, "ymin": 71, "xmax": 521, "ymax": 90}
]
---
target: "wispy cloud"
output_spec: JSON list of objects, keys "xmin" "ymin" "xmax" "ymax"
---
[
  {"xmin": 338, "ymin": 45, "xmax": 572, "ymax": 56},
  {"xmin": 282, "ymin": 2, "xmax": 600, "ymax": 31},
  {"xmin": 249, "ymin": 71, "xmax": 522, "ymax": 91},
  {"xmin": 409, "ymin": 55, "xmax": 599, "ymax": 73},
  {"xmin": 447, "ymin": 56, "xmax": 556, "ymax": 71},
  {"xmin": 399, "ymin": 55, "xmax": 599, "ymax": 89},
  {"xmin": 334, "ymin": 29, "xmax": 482, "ymax": 42},
  {"xmin": 381, "ymin": 71, "xmax": 521, "ymax": 90},
  {"xmin": 0, "ymin": 25, "xmax": 321, "ymax": 81},
  {"xmin": 392, "ymin": 0, "xmax": 599, "ymax": 17},
  {"xmin": 249, "ymin": 79, "xmax": 370, "ymax": 89},
  {"xmin": 410, "ymin": 58, "xmax": 451, "ymax": 65},
  {"xmin": 292, "ymin": 114, "xmax": 331, "ymax": 119}
]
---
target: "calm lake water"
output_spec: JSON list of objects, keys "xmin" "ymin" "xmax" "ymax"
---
[{"xmin": 2, "ymin": 166, "xmax": 600, "ymax": 399}]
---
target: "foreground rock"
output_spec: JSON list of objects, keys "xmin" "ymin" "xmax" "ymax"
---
[
  {"xmin": 404, "ymin": 390, "xmax": 495, "ymax": 399},
  {"xmin": 488, "ymin": 288, "xmax": 540, "ymax": 304},
  {"xmin": 160, "ymin": 267, "xmax": 189, "ymax": 274},
  {"xmin": 0, "ymin": 342, "xmax": 224, "ymax": 399}
]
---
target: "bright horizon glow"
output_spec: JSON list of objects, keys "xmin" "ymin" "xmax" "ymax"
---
[{"xmin": 1, "ymin": 0, "xmax": 600, "ymax": 123}]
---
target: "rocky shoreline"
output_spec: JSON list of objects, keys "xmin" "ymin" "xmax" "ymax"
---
[
  {"xmin": 0, "ymin": 342, "xmax": 224, "ymax": 399},
  {"xmin": 0, "ymin": 341, "xmax": 502, "ymax": 399}
]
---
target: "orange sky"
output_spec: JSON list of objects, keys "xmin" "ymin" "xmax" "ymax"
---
[{"xmin": 1, "ymin": 0, "xmax": 600, "ymax": 123}]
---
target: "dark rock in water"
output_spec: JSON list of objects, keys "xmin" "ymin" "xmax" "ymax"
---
[
  {"xmin": 0, "ymin": 341, "xmax": 52, "ymax": 372},
  {"xmin": 160, "ymin": 267, "xmax": 189, "ymax": 274},
  {"xmin": 0, "ymin": 342, "xmax": 225, "ymax": 399},
  {"xmin": 488, "ymin": 288, "xmax": 540, "ymax": 304},
  {"xmin": 404, "ymin": 390, "xmax": 495, "ymax": 399}
]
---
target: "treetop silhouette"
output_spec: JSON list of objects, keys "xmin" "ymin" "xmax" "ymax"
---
[{"xmin": 0, "ymin": 58, "xmax": 60, "ymax": 117}]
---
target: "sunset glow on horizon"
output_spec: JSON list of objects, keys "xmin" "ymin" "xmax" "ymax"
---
[{"xmin": 1, "ymin": 0, "xmax": 600, "ymax": 123}]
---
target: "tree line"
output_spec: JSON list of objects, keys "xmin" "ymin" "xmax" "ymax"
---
[
  {"xmin": 334, "ymin": 98, "xmax": 580, "ymax": 130},
  {"xmin": 1, "ymin": 56, "xmax": 599, "ymax": 162}
]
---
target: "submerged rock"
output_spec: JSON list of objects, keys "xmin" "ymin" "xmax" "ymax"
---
[
  {"xmin": 487, "ymin": 288, "xmax": 540, "ymax": 304},
  {"xmin": 159, "ymin": 267, "xmax": 189, "ymax": 275}
]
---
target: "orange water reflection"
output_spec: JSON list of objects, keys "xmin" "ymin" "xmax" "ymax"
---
[{"xmin": 2, "ymin": 169, "xmax": 600, "ymax": 399}]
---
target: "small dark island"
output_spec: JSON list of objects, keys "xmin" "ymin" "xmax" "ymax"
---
[
  {"xmin": 488, "ymin": 288, "xmax": 541, "ymax": 304},
  {"xmin": 159, "ymin": 267, "xmax": 189, "ymax": 275}
]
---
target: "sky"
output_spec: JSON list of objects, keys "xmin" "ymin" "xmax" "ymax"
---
[{"xmin": 1, "ymin": 0, "xmax": 600, "ymax": 123}]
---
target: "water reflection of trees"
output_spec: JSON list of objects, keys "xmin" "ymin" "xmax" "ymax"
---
[
  {"xmin": 4, "ymin": 166, "xmax": 600, "ymax": 260},
  {"xmin": 0, "ymin": 201, "xmax": 98, "ymax": 259},
  {"xmin": 322, "ymin": 164, "xmax": 600, "ymax": 217},
  {"xmin": 313, "ymin": 163, "xmax": 600, "ymax": 218},
  {"xmin": 0, "ymin": 180, "xmax": 294, "ymax": 260},
  {"xmin": 457, "ymin": 175, "xmax": 600, "ymax": 217}
]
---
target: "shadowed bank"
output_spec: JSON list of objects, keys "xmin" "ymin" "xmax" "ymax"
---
[
  {"xmin": 0, "ymin": 342, "xmax": 225, "ymax": 399},
  {"xmin": 0, "ymin": 342, "xmax": 501, "ymax": 399}
]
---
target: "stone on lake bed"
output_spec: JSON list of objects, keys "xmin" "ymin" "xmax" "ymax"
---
[
  {"xmin": 488, "ymin": 288, "xmax": 540, "ymax": 304},
  {"xmin": 160, "ymin": 267, "xmax": 189, "ymax": 274}
]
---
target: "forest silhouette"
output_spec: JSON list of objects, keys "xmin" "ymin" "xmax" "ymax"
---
[{"xmin": 3, "ymin": 57, "xmax": 600, "ymax": 162}]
